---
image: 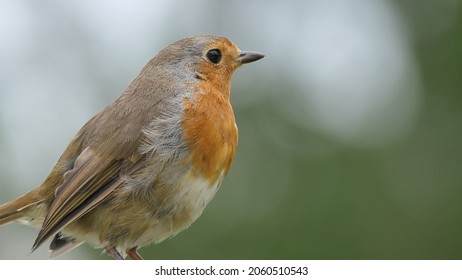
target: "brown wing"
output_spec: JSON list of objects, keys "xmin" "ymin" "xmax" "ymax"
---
[
  {"xmin": 31, "ymin": 147, "xmax": 133, "ymax": 251},
  {"xmin": 30, "ymin": 93, "xmax": 152, "ymax": 251},
  {"xmin": 31, "ymin": 81, "xmax": 152, "ymax": 251}
]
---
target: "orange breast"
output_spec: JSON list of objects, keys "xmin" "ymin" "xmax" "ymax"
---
[{"xmin": 181, "ymin": 82, "xmax": 238, "ymax": 184}]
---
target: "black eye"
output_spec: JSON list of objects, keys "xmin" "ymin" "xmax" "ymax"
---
[{"xmin": 206, "ymin": 49, "xmax": 222, "ymax": 64}]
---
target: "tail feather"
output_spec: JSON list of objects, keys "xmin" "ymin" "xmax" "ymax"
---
[
  {"xmin": 0, "ymin": 210, "xmax": 24, "ymax": 225},
  {"xmin": 0, "ymin": 189, "xmax": 44, "ymax": 226}
]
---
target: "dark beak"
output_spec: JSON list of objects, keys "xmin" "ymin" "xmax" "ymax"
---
[{"xmin": 236, "ymin": 51, "xmax": 265, "ymax": 64}]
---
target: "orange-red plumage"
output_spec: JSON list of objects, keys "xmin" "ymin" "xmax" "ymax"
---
[{"xmin": 182, "ymin": 81, "xmax": 238, "ymax": 183}]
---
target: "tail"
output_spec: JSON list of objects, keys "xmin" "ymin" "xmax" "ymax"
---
[{"xmin": 0, "ymin": 189, "xmax": 44, "ymax": 226}]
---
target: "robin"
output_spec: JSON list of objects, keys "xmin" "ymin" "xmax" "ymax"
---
[{"xmin": 0, "ymin": 35, "xmax": 264, "ymax": 259}]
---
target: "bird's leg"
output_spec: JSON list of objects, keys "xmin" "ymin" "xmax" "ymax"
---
[
  {"xmin": 105, "ymin": 246, "xmax": 124, "ymax": 260},
  {"xmin": 126, "ymin": 247, "xmax": 143, "ymax": 260}
]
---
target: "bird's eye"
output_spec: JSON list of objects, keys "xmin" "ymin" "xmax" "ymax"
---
[{"xmin": 206, "ymin": 49, "xmax": 222, "ymax": 64}]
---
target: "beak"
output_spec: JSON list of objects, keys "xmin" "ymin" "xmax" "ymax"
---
[{"xmin": 236, "ymin": 51, "xmax": 265, "ymax": 64}]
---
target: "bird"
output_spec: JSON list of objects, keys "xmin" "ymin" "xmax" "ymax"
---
[{"xmin": 0, "ymin": 35, "xmax": 264, "ymax": 259}]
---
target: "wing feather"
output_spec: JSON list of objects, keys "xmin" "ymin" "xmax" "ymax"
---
[{"xmin": 31, "ymin": 148, "xmax": 128, "ymax": 251}]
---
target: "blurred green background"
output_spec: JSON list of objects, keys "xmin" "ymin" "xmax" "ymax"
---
[{"xmin": 1, "ymin": 0, "xmax": 461, "ymax": 259}]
